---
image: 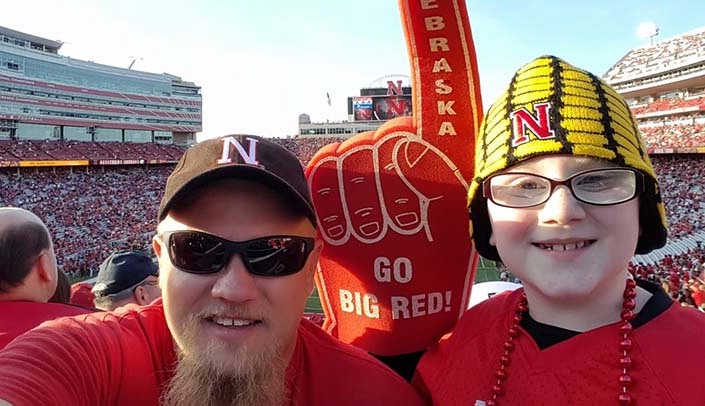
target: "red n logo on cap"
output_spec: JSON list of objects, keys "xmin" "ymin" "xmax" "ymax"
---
[
  {"xmin": 217, "ymin": 136, "xmax": 260, "ymax": 165},
  {"xmin": 510, "ymin": 102, "xmax": 555, "ymax": 147}
]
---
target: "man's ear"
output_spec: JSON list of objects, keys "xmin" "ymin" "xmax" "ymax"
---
[
  {"xmin": 152, "ymin": 235, "xmax": 163, "ymax": 258},
  {"xmin": 36, "ymin": 250, "xmax": 56, "ymax": 283},
  {"xmin": 133, "ymin": 285, "xmax": 148, "ymax": 305},
  {"xmin": 307, "ymin": 238, "xmax": 324, "ymax": 293},
  {"xmin": 312, "ymin": 237, "xmax": 324, "ymax": 257}
]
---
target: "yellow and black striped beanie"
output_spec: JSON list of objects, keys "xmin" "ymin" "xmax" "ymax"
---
[{"xmin": 468, "ymin": 55, "xmax": 667, "ymax": 261}]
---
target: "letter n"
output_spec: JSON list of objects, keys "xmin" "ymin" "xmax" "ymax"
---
[
  {"xmin": 387, "ymin": 80, "xmax": 403, "ymax": 96},
  {"xmin": 217, "ymin": 136, "xmax": 259, "ymax": 165},
  {"xmin": 510, "ymin": 102, "xmax": 555, "ymax": 147}
]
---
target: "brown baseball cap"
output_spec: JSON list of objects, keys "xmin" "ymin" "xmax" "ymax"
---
[{"xmin": 158, "ymin": 135, "xmax": 317, "ymax": 227}]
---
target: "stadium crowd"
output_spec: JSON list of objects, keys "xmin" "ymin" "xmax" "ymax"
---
[
  {"xmin": 270, "ymin": 136, "xmax": 347, "ymax": 165},
  {"xmin": 0, "ymin": 166, "xmax": 172, "ymax": 279},
  {"xmin": 1, "ymin": 137, "xmax": 705, "ymax": 311},
  {"xmin": 629, "ymin": 98, "xmax": 705, "ymax": 150},
  {"xmin": 631, "ymin": 95, "xmax": 705, "ymax": 116},
  {"xmin": 604, "ymin": 26, "xmax": 705, "ymax": 82},
  {"xmin": 0, "ymin": 139, "xmax": 184, "ymax": 162},
  {"xmin": 4, "ymin": 104, "xmax": 705, "ymax": 157},
  {"xmin": 640, "ymin": 114, "xmax": 705, "ymax": 151},
  {"xmin": 631, "ymin": 249, "xmax": 705, "ymax": 311},
  {"xmin": 3, "ymin": 102, "xmax": 705, "ymax": 156}
]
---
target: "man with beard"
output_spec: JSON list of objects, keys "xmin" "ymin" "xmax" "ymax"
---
[{"xmin": 0, "ymin": 135, "xmax": 423, "ymax": 406}]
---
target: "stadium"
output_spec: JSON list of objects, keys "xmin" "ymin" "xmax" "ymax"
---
[
  {"xmin": 2, "ymin": 25, "xmax": 705, "ymax": 314},
  {"xmin": 297, "ymin": 74, "xmax": 412, "ymax": 138},
  {"xmin": 0, "ymin": 26, "xmax": 201, "ymax": 147}
]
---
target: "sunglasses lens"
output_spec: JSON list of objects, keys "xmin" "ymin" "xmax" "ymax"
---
[
  {"xmin": 169, "ymin": 232, "xmax": 226, "ymax": 274},
  {"xmin": 247, "ymin": 237, "xmax": 310, "ymax": 276}
]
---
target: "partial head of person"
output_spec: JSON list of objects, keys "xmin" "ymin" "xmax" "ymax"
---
[
  {"xmin": 152, "ymin": 134, "xmax": 320, "ymax": 404},
  {"xmin": 49, "ymin": 270, "xmax": 71, "ymax": 304},
  {"xmin": 0, "ymin": 207, "xmax": 59, "ymax": 302},
  {"xmin": 70, "ymin": 281, "xmax": 97, "ymax": 309},
  {"xmin": 467, "ymin": 55, "xmax": 667, "ymax": 305},
  {"xmin": 92, "ymin": 250, "xmax": 161, "ymax": 311}
]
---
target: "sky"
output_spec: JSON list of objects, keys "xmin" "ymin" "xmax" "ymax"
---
[{"xmin": 3, "ymin": 1, "xmax": 705, "ymax": 140}]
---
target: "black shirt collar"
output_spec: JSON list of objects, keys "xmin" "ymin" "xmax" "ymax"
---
[{"xmin": 521, "ymin": 279, "xmax": 672, "ymax": 350}]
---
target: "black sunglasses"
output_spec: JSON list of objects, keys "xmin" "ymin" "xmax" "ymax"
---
[{"xmin": 160, "ymin": 230, "xmax": 315, "ymax": 276}]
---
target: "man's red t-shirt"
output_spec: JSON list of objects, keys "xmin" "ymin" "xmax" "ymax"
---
[
  {"xmin": 0, "ymin": 301, "xmax": 92, "ymax": 349},
  {"xmin": 0, "ymin": 300, "xmax": 423, "ymax": 405}
]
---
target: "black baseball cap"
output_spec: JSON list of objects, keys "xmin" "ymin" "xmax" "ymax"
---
[
  {"xmin": 158, "ymin": 135, "xmax": 316, "ymax": 227},
  {"xmin": 92, "ymin": 250, "xmax": 159, "ymax": 297}
]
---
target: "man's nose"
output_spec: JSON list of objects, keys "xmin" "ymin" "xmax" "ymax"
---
[{"xmin": 210, "ymin": 254, "xmax": 259, "ymax": 303}]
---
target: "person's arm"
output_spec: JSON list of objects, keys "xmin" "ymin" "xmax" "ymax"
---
[{"xmin": 0, "ymin": 318, "xmax": 109, "ymax": 405}]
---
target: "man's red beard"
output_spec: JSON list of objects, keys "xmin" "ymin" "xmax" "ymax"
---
[{"xmin": 161, "ymin": 311, "xmax": 290, "ymax": 406}]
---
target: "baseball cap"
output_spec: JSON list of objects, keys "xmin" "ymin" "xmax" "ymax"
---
[
  {"xmin": 158, "ymin": 135, "xmax": 316, "ymax": 227},
  {"xmin": 92, "ymin": 250, "xmax": 159, "ymax": 297}
]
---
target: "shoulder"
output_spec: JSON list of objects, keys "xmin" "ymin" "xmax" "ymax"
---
[
  {"xmin": 0, "ymin": 300, "xmax": 92, "ymax": 318},
  {"xmin": 5, "ymin": 299, "xmax": 171, "ymax": 362},
  {"xmin": 635, "ymin": 304, "xmax": 705, "ymax": 403},
  {"xmin": 446, "ymin": 288, "xmax": 520, "ymax": 339},
  {"xmin": 296, "ymin": 319, "xmax": 408, "ymax": 377},
  {"xmin": 641, "ymin": 303, "xmax": 705, "ymax": 339},
  {"xmin": 0, "ymin": 301, "xmax": 94, "ymax": 349},
  {"xmin": 412, "ymin": 289, "xmax": 520, "ymax": 398},
  {"xmin": 293, "ymin": 319, "xmax": 424, "ymax": 405},
  {"xmin": 50, "ymin": 299, "xmax": 169, "ymax": 335},
  {"xmin": 0, "ymin": 300, "xmax": 173, "ymax": 405}
]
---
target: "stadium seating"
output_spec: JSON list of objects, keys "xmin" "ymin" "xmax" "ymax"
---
[
  {"xmin": 0, "ymin": 140, "xmax": 186, "ymax": 162},
  {"xmin": 1, "ymin": 138, "xmax": 704, "ymax": 309},
  {"xmin": 604, "ymin": 27, "xmax": 705, "ymax": 82},
  {"xmin": 631, "ymin": 96, "xmax": 705, "ymax": 116}
]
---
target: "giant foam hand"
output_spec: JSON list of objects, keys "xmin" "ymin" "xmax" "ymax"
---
[{"xmin": 306, "ymin": 0, "xmax": 482, "ymax": 356}]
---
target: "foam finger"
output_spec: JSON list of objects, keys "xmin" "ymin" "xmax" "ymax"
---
[
  {"xmin": 340, "ymin": 145, "xmax": 387, "ymax": 243},
  {"xmin": 375, "ymin": 134, "xmax": 424, "ymax": 234},
  {"xmin": 400, "ymin": 0, "xmax": 482, "ymax": 180},
  {"xmin": 308, "ymin": 156, "xmax": 350, "ymax": 245}
]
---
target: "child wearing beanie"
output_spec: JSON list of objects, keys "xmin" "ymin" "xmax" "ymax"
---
[{"xmin": 412, "ymin": 55, "xmax": 705, "ymax": 405}]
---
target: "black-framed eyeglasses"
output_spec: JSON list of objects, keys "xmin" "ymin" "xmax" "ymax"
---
[
  {"xmin": 160, "ymin": 230, "xmax": 315, "ymax": 276},
  {"xmin": 483, "ymin": 168, "xmax": 644, "ymax": 208}
]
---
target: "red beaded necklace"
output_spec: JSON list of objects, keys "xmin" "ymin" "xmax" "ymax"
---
[{"xmin": 482, "ymin": 278, "xmax": 638, "ymax": 406}]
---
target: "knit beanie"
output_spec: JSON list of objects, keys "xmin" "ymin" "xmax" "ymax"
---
[{"xmin": 468, "ymin": 55, "xmax": 667, "ymax": 261}]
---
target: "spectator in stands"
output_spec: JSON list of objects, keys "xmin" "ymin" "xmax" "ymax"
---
[
  {"xmin": 0, "ymin": 207, "xmax": 91, "ymax": 349},
  {"xmin": 690, "ymin": 282, "xmax": 705, "ymax": 309},
  {"xmin": 604, "ymin": 27, "xmax": 705, "ymax": 83},
  {"xmin": 48, "ymin": 270, "xmax": 71, "ymax": 304},
  {"xmin": 413, "ymin": 56, "xmax": 705, "ymax": 405},
  {"xmin": 0, "ymin": 135, "xmax": 423, "ymax": 406},
  {"xmin": 91, "ymin": 250, "xmax": 161, "ymax": 311}
]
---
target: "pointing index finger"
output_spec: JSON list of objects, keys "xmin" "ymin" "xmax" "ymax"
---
[{"xmin": 400, "ymin": 0, "xmax": 483, "ymax": 180}]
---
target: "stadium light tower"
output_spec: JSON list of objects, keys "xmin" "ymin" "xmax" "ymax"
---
[
  {"xmin": 636, "ymin": 22, "xmax": 660, "ymax": 46},
  {"xmin": 128, "ymin": 57, "xmax": 143, "ymax": 70}
]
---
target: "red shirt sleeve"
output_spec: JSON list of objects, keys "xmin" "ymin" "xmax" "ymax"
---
[
  {"xmin": 0, "ymin": 317, "xmax": 111, "ymax": 405},
  {"xmin": 0, "ymin": 303, "xmax": 173, "ymax": 405}
]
